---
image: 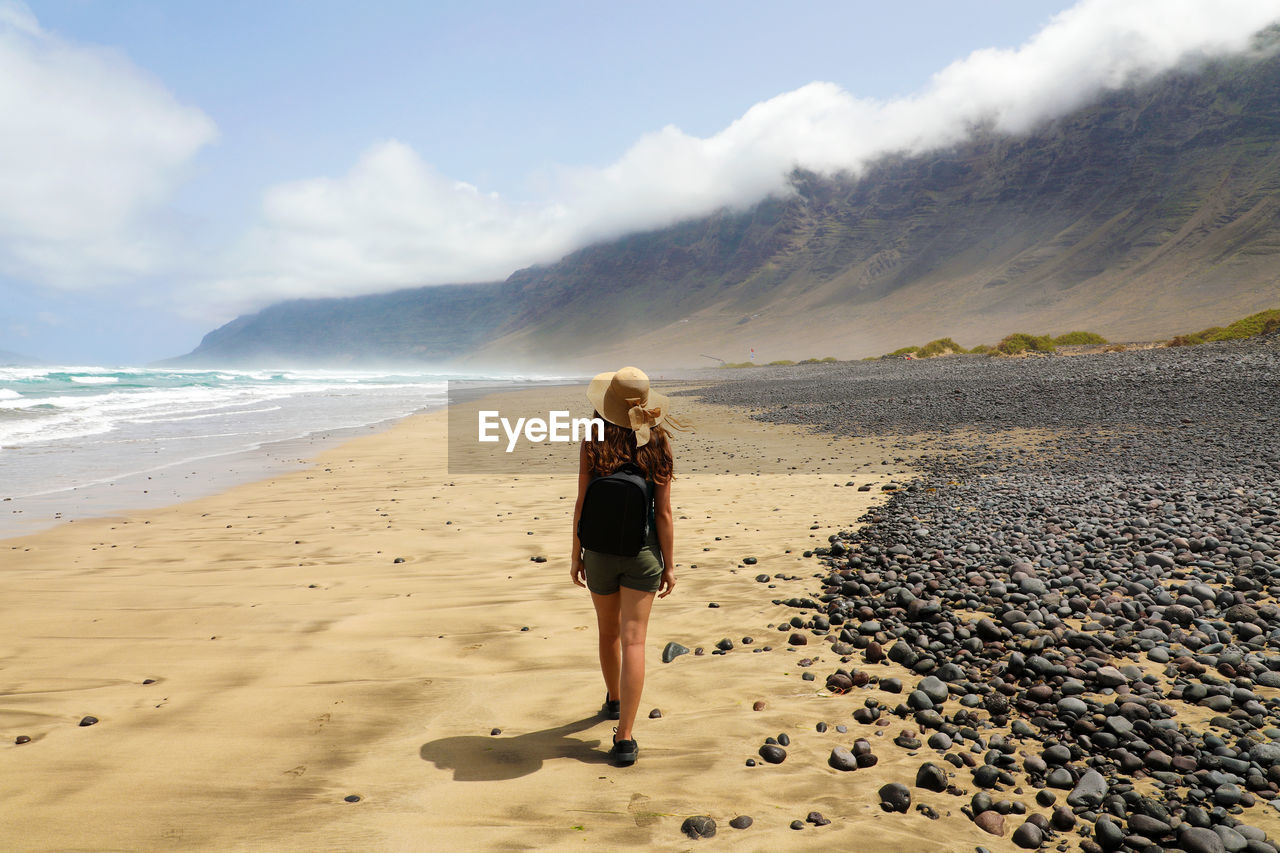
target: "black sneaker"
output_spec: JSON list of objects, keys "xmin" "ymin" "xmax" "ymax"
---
[
  {"xmin": 610, "ymin": 732, "xmax": 638, "ymax": 766},
  {"xmin": 600, "ymin": 693, "xmax": 620, "ymax": 720}
]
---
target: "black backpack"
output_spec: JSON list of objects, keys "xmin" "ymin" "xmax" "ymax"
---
[{"xmin": 578, "ymin": 463, "xmax": 650, "ymax": 557}]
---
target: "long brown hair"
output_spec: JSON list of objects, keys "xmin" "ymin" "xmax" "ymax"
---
[{"xmin": 583, "ymin": 410, "xmax": 674, "ymax": 485}]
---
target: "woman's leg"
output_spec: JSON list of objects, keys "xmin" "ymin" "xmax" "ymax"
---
[
  {"xmin": 590, "ymin": 591, "xmax": 621, "ymax": 703},
  {"xmin": 615, "ymin": 586, "xmax": 657, "ymax": 740}
]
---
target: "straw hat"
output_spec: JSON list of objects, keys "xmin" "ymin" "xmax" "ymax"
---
[{"xmin": 587, "ymin": 366, "xmax": 670, "ymax": 448}]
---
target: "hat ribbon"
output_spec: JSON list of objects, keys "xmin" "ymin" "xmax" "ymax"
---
[{"xmin": 626, "ymin": 397, "xmax": 661, "ymax": 448}]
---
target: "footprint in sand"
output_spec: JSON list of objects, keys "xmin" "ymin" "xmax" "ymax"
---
[
  {"xmin": 311, "ymin": 713, "xmax": 330, "ymax": 732},
  {"xmin": 284, "ymin": 765, "xmax": 306, "ymax": 777},
  {"xmin": 628, "ymin": 793, "xmax": 660, "ymax": 828}
]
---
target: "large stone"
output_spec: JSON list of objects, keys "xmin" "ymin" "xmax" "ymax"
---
[
  {"xmin": 1179, "ymin": 827, "xmax": 1226, "ymax": 853},
  {"xmin": 1066, "ymin": 768, "xmax": 1108, "ymax": 809}
]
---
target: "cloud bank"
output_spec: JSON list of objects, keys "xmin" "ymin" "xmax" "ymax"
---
[
  {"xmin": 3, "ymin": 0, "xmax": 1280, "ymax": 319},
  {"xmin": 0, "ymin": 1, "xmax": 216, "ymax": 286},
  {"xmin": 208, "ymin": 0, "xmax": 1280, "ymax": 313}
]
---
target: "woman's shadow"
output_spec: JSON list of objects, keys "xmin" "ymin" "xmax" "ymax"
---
[{"xmin": 420, "ymin": 715, "xmax": 608, "ymax": 781}]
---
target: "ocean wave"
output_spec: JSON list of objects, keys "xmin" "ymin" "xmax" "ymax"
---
[
  {"xmin": 69, "ymin": 375, "xmax": 120, "ymax": 384},
  {"xmin": 0, "ymin": 388, "xmax": 19, "ymax": 399}
]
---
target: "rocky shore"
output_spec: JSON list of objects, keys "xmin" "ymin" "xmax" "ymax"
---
[{"xmin": 689, "ymin": 335, "xmax": 1280, "ymax": 852}]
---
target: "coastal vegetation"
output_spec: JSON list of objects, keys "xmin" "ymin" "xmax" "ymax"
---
[
  {"xmin": 879, "ymin": 332, "xmax": 1098, "ymax": 359},
  {"xmin": 720, "ymin": 356, "xmax": 839, "ymax": 368},
  {"xmin": 1053, "ymin": 331, "xmax": 1108, "ymax": 345},
  {"xmin": 873, "ymin": 309, "xmax": 1280, "ymax": 359},
  {"xmin": 1166, "ymin": 308, "xmax": 1280, "ymax": 346},
  {"xmin": 883, "ymin": 338, "xmax": 968, "ymax": 359},
  {"xmin": 994, "ymin": 333, "xmax": 1057, "ymax": 355}
]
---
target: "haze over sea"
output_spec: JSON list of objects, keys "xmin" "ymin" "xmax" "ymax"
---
[{"xmin": 0, "ymin": 366, "xmax": 559, "ymax": 537}]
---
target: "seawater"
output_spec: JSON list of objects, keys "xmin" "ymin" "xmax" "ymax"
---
[{"xmin": 0, "ymin": 366, "xmax": 558, "ymax": 537}]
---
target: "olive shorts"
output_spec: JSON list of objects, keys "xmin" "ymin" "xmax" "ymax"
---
[{"xmin": 583, "ymin": 530, "xmax": 664, "ymax": 595}]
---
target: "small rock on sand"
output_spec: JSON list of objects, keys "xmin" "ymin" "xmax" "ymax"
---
[
  {"xmin": 343, "ymin": 795, "xmax": 361, "ymax": 803},
  {"xmin": 661, "ymin": 642, "xmax": 689, "ymax": 663},
  {"xmin": 78, "ymin": 716, "xmax": 98, "ymax": 727},
  {"xmin": 752, "ymin": 700, "xmax": 766, "ymax": 711},
  {"xmin": 975, "ymin": 811, "xmax": 1005, "ymax": 836},
  {"xmin": 728, "ymin": 815, "xmax": 753, "ymax": 830},
  {"xmin": 878, "ymin": 782, "xmax": 911, "ymax": 813},
  {"xmin": 915, "ymin": 762, "xmax": 947, "ymax": 792},
  {"xmin": 828, "ymin": 746, "xmax": 858, "ymax": 771},
  {"xmin": 1011, "ymin": 821, "xmax": 1042, "ymax": 849},
  {"xmin": 649, "ymin": 708, "xmax": 662, "ymax": 719},
  {"xmin": 759, "ymin": 744, "xmax": 786, "ymax": 764},
  {"xmin": 680, "ymin": 816, "xmax": 716, "ymax": 839},
  {"xmin": 15, "ymin": 735, "xmax": 31, "ymax": 744}
]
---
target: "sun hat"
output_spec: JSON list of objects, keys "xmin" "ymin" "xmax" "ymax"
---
[{"xmin": 587, "ymin": 366, "xmax": 670, "ymax": 448}]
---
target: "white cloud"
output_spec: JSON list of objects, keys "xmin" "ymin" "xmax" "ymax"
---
[
  {"xmin": 204, "ymin": 141, "xmax": 574, "ymax": 306},
  {"xmin": 207, "ymin": 0, "xmax": 1280, "ymax": 313},
  {"xmin": 0, "ymin": 1, "xmax": 215, "ymax": 285}
]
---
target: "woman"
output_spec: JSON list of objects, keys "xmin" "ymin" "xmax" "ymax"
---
[{"xmin": 570, "ymin": 366, "xmax": 679, "ymax": 766}]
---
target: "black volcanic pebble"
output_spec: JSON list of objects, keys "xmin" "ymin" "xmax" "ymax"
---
[
  {"xmin": 649, "ymin": 708, "xmax": 662, "ymax": 719},
  {"xmin": 1179, "ymin": 826, "xmax": 1227, "ymax": 853},
  {"xmin": 829, "ymin": 746, "xmax": 858, "ymax": 771},
  {"xmin": 915, "ymin": 762, "xmax": 947, "ymax": 792},
  {"xmin": 1011, "ymin": 821, "xmax": 1043, "ymax": 849},
  {"xmin": 78, "ymin": 716, "xmax": 98, "ymax": 727},
  {"xmin": 972, "ymin": 765, "xmax": 1000, "ymax": 789},
  {"xmin": 15, "ymin": 735, "xmax": 30, "ymax": 744},
  {"xmin": 879, "ymin": 782, "xmax": 911, "ymax": 813},
  {"xmin": 680, "ymin": 816, "xmax": 716, "ymax": 839},
  {"xmin": 729, "ymin": 815, "xmax": 753, "ymax": 830},
  {"xmin": 894, "ymin": 731, "xmax": 922, "ymax": 749},
  {"xmin": 806, "ymin": 811, "xmax": 829, "ymax": 826},
  {"xmin": 661, "ymin": 642, "xmax": 689, "ymax": 663},
  {"xmin": 789, "ymin": 820, "xmax": 804, "ymax": 830},
  {"xmin": 490, "ymin": 728, "xmax": 501, "ymax": 736},
  {"xmin": 759, "ymin": 744, "xmax": 786, "ymax": 764},
  {"xmin": 344, "ymin": 795, "xmax": 361, "ymax": 803}
]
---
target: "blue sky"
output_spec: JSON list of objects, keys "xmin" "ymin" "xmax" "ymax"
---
[{"xmin": 3, "ymin": 0, "xmax": 1278, "ymax": 363}]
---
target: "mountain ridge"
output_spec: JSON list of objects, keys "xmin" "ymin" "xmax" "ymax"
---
[{"xmin": 175, "ymin": 47, "xmax": 1280, "ymax": 370}]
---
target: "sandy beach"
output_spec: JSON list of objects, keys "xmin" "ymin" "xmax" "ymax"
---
[{"xmin": 0, "ymin": 383, "xmax": 966, "ymax": 852}]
